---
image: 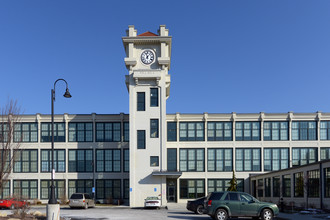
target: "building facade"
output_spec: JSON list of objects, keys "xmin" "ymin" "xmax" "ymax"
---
[{"xmin": 1, "ymin": 25, "xmax": 330, "ymax": 208}]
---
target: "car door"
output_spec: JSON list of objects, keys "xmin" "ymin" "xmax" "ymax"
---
[
  {"xmin": 239, "ymin": 193, "xmax": 259, "ymax": 217},
  {"xmin": 224, "ymin": 192, "xmax": 241, "ymax": 217}
]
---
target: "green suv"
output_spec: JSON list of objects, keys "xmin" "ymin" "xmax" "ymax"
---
[{"xmin": 204, "ymin": 191, "xmax": 279, "ymax": 220}]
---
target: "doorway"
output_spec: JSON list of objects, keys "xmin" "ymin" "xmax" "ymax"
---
[{"xmin": 166, "ymin": 179, "xmax": 177, "ymax": 203}]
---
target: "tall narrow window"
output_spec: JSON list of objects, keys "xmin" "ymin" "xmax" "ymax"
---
[
  {"xmin": 272, "ymin": 176, "xmax": 280, "ymax": 197},
  {"xmin": 150, "ymin": 88, "xmax": 158, "ymax": 107},
  {"xmin": 123, "ymin": 122, "xmax": 129, "ymax": 142},
  {"xmin": 294, "ymin": 172, "xmax": 304, "ymax": 197},
  {"xmin": 167, "ymin": 149, "xmax": 177, "ymax": 171},
  {"xmin": 282, "ymin": 174, "xmax": 291, "ymax": 197},
  {"xmin": 167, "ymin": 122, "xmax": 177, "ymax": 141},
  {"xmin": 308, "ymin": 170, "xmax": 319, "ymax": 197},
  {"xmin": 137, "ymin": 130, "xmax": 145, "ymax": 149},
  {"xmin": 150, "ymin": 119, "xmax": 159, "ymax": 138},
  {"xmin": 137, "ymin": 92, "xmax": 145, "ymax": 111}
]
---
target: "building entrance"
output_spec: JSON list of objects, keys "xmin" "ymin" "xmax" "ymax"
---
[{"xmin": 166, "ymin": 179, "xmax": 177, "ymax": 203}]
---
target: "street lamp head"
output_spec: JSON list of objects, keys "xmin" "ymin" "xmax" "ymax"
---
[{"xmin": 63, "ymin": 88, "xmax": 72, "ymax": 98}]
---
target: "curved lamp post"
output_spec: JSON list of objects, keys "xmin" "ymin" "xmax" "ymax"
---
[{"xmin": 49, "ymin": 79, "xmax": 71, "ymax": 204}]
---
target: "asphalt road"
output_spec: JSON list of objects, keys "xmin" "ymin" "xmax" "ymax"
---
[{"xmin": 0, "ymin": 204, "xmax": 326, "ymax": 220}]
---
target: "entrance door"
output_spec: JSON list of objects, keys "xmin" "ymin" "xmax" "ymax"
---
[{"xmin": 166, "ymin": 179, "xmax": 177, "ymax": 203}]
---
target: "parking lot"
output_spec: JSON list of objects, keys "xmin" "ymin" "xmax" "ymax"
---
[{"xmin": 0, "ymin": 203, "xmax": 323, "ymax": 220}]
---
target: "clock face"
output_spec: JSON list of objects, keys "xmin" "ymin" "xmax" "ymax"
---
[{"xmin": 141, "ymin": 50, "xmax": 155, "ymax": 65}]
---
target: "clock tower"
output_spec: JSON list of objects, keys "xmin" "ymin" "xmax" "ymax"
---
[{"xmin": 122, "ymin": 25, "xmax": 172, "ymax": 207}]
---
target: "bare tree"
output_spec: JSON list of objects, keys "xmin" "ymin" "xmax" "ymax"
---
[{"xmin": 0, "ymin": 100, "xmax": 22, "ymax": 198}]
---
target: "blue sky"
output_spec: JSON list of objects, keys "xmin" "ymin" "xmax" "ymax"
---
[{"xmin": 0, "ymin": 0, "xmax": 330, "ymax": 115}]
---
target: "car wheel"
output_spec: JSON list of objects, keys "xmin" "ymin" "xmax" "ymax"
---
[
  {"xmin": 196, "ymin": 205, "xmax": 204, "ymax": 215},
  {"xmin": 261, "ymin": 209, "xmax": 273, "ymax": 220},
  {"xmin": 215, "ymin": 208, "xmax": 228, "ymax": 220}
]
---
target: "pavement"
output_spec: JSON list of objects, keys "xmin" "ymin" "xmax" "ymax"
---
[{"xmin": 0, "ymin": 203, "xmax": 329, "ymax": 219}]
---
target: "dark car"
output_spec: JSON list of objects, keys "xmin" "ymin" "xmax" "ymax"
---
[
  {"xmin": 204, "ymin": 191, "xmax": 279, "ymax": 220},
  {"xmin": 186, "ymin": 197, "xmax": 205, "ymax": 214}
]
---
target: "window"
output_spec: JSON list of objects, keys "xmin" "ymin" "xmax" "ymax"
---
[
  {"xmin": 235, "ymin": 148, "xmax": 261, "ymax": 171},
  {"xmin": 207, "ymin": 148, "xmax": 232, "ymax": 171},
  {"xmin": 137, "ymin": 92, "xmax": 145, "ymax": 111},
  {"xmin": 14, "ymin": 150, "xmax": 38, "ymax": 173},
  {"xmin": 41, "ymin": 122, "xmax": 64, "ymax": 142},
  {"xmin": 207, "ymin": 179, "xmax": 244, "ymax": 193},
  {"xmin": 150, "ymin": 156, "xmax": 159, "ymax": 167},
  {"xmin": 325, "ymin": 168, "xmax": 330, "ymax": 198},
  {"xmin": 0, "ymin": 150, "xmax": 10, "ymax": 173},
  {"xmin": 150, "ymin": 119, "xmax": 159, "ymax": 138},
  {"xmin": 264, "ymin": 148, "xmax": 289, "ymax": 171},
  {"xmin": 292, "ymin": 121, "xmax": 317, "ymax": 140},
  {"xmin": 179, "ymin": 149, "xmax": 204, "ymax": 172},
  {"xmin": 68, "ymin": 150, "xmax": 93, "ymax": 172},
  {"xmin": 321, "ymin": 148, "xmax": 330, "ymax": 160},
  {"xmin": 320, "ymin": 121, "xmax": 330, "ymax": 140},
  {"xmin": 96, "ymin": 179, "xmax": 121, "ymax": 199},
  {"xmin": 13, "ymin": 180, "xmax": 38, "ymax": 199},
  {"xmin": 96, "ymin": 149, "xmax": 121, "ymax": 172},
  {"xmin": 0, "ymin": 123, "xmax": 9, "ymax": 143},
  {"xmin": 0, "ymin": 181, "xmax": 10, "ymax": 199},
  {"xmin": 123, "ymin": 149, "xmax": 129, "ymax": 172},
  {"xmin": 265, "ymin": 178, "xmax": 271, "ymax": 197},
  {"xmin": 150, "ymin": 88, "xmax": 158, "ymax": 107},
  {"xmin": 292, "ymin": 148, "xmax": 317, "ymax": 166},
  {"xmin": 167, "ymin": 149, "xmax": 177, "ymax": 171},
  {"xmin": 282, "ymin": 174, "xmax": 291, "ymax": 197},
  {"xmin": 235, "ymin": 122, "xmax": 260, "ymax": 141},
  {"xmin": 263, "ymin": 121, "xmax": 288, "ymax": 141},
  {"xmin": 137, "ymin": 130, "xmax": 145, "ymax": 149},
  {"xmin": 14, "ymin": 123, "xmax": 38, "ymax": 142},
  {"xmin": 294, "ymin": 172, "xmax": 304, "ymax": 197},
  {"xmin": 96, "ymin": 122, "xmax": 120, "ymax": 142},
  {"xmin": 124, "ymin": 122, "xmax": 129, "ymax": 142},
  {"xmin": 69, "ymin": 122, "xmax": 93, "ymax": 142},
  {"xmin": 123, "ymin": 179, "xmax": 129, "ymax": 199},
  {"xmin": 41, "ymin": 149, "xmax": 65, "ymax": 172},
  {"xmin": 308, "ymin": 170, "xmax": 320, "ymax": 197},
  {"xmin": 180, "ymin": 179, "xmax": 205, "ymax": 199},
  {"xmin": 68, "ymin": 180, "xmax": 93, "ymax": 198},
  {"xmin": 272, "ymin": 176, "xmax": 280, "ymax": 197},
  {"xmin": 207, "ymin": 122, "xmax": 232, "ymax": 141},
  {"xmin": 257, "ymin": 179, "xmax": 263, "ymax": 197},
  {"xmin": 179, "ymin": 122, "xmax": 204, "ymax": 141},
  {"xmin": 40, "ymin": 180, "xmax": 65, "ymax": 200},
  {"xmin": 167, "ymin": 122, "xmax": 177, "ymax": 141}
]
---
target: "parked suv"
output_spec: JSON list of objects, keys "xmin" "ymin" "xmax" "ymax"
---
[{"xmin": 204, "ymin": 191, "xmax": 278, "ymax": 220}]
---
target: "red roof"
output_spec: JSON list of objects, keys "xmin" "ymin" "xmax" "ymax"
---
[{"xmin": 138, "ymin": 31, "xmax": 158, "ymax": 36}]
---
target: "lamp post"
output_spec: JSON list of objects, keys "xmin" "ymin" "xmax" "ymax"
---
[{"xmin": 47, "ymin": 79, "xmax": 71, "ymax": 218}]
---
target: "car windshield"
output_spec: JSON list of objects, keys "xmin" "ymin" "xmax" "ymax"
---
[
  {"xmin": 145, "ymin": 197, "xmax": 159, "ymax": 200},
  {"xmin": 70, "ymin": 194, "xmax": 83, "ymax": 199}
]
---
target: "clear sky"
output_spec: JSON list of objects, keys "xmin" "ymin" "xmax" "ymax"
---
[{"xmin": 0, "ymin": 0, "xmax": 330, "ymax": 115}]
